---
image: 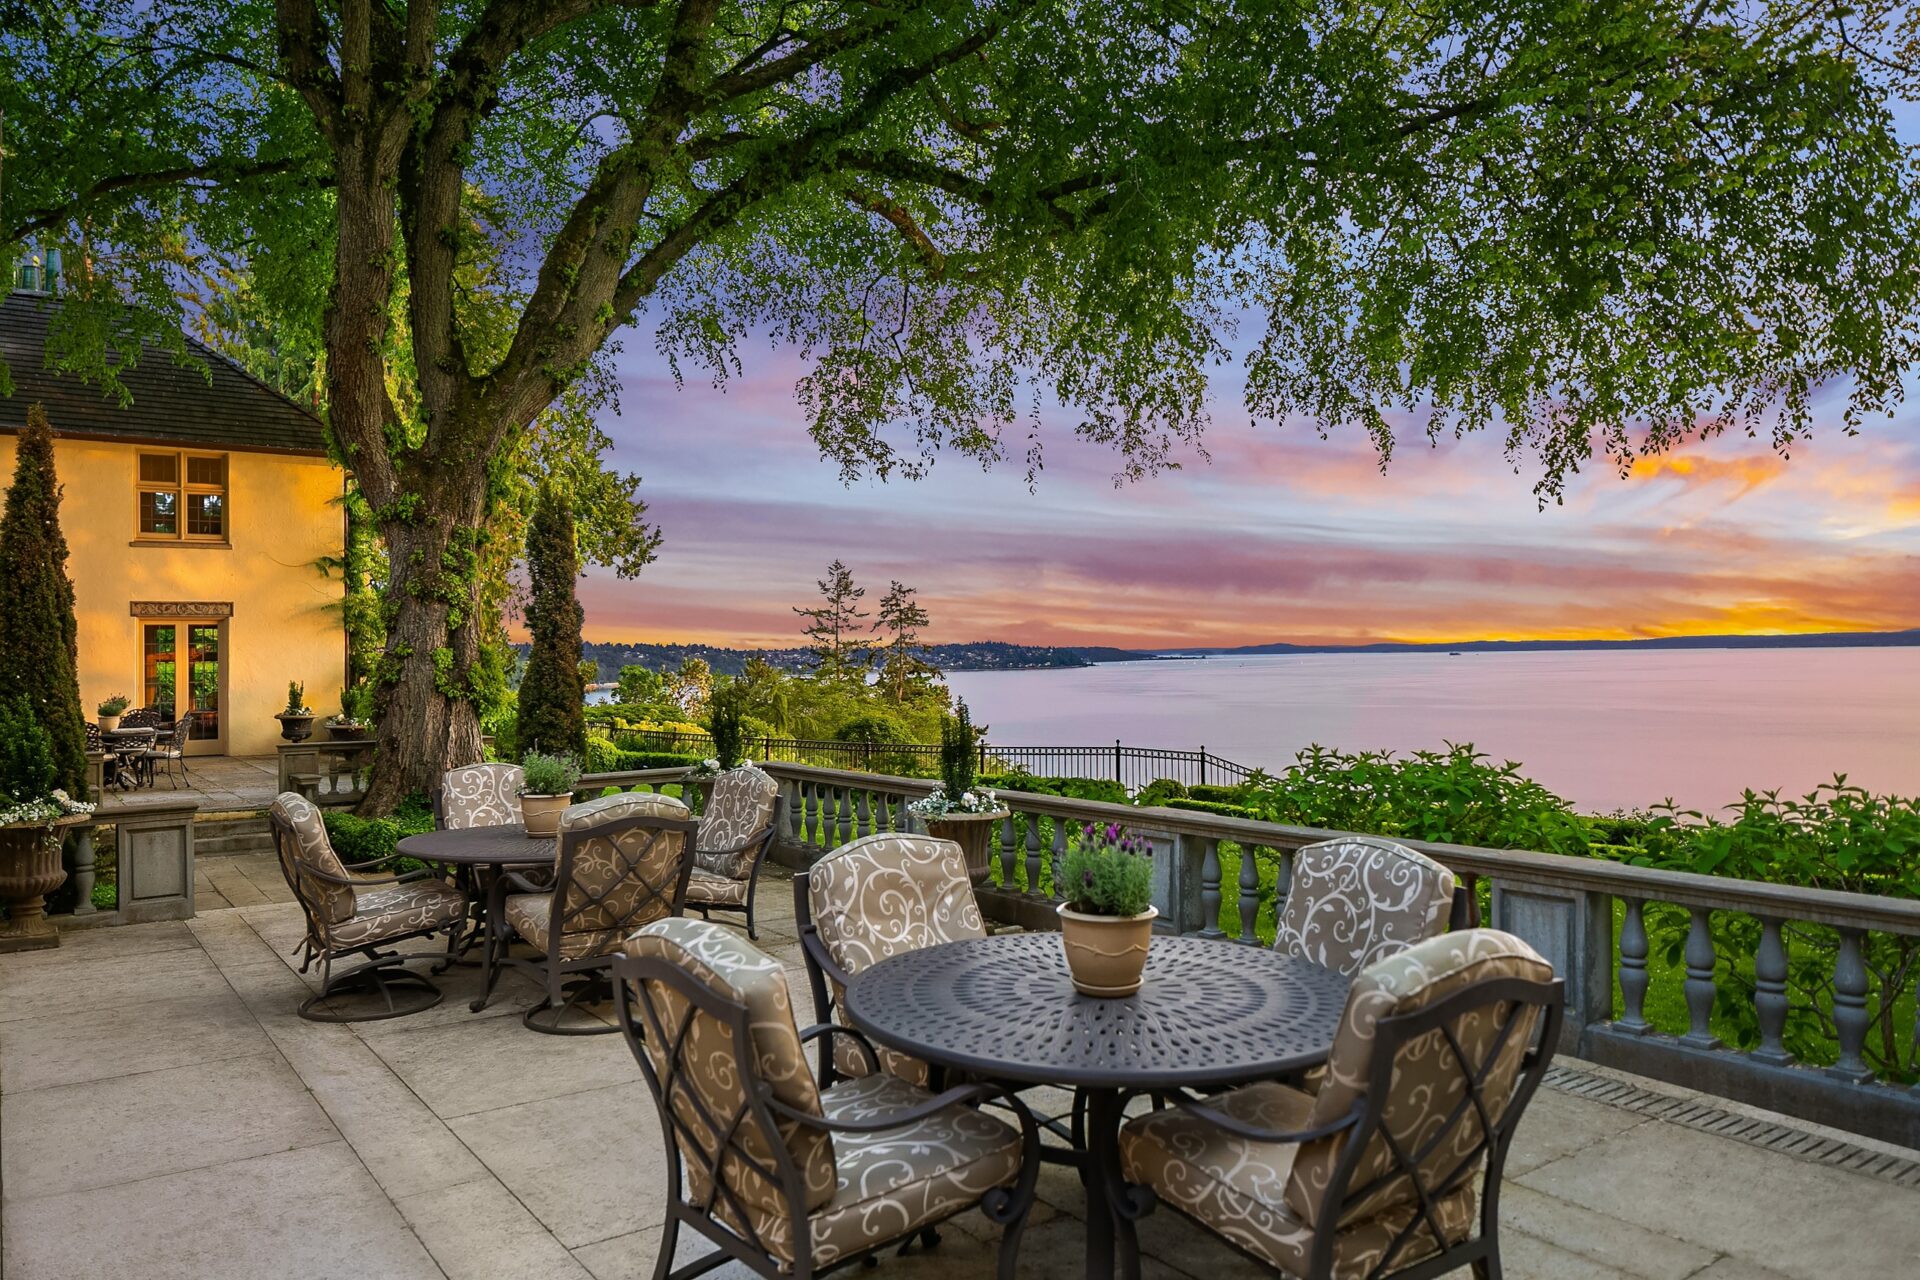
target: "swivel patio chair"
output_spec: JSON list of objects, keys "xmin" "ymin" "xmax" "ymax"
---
[
  {"xmin": 144, "ymin": 715, "xmax": 194, "ymax": 789},
  {"xmin": 268, "ymin": 791, "xmax": 468, "ymax": 1021},
  {"xmin": 613, "ymin": 916, "xmax": 1040, "ymax": 1280},
  {"xmin": 796, "ymin": 831, "xmax": 986, "ymax": 1087},
  {"xmin": 1118, "ymin": 929, "xmax": 1564, "ymax": 1280},
  {"xmin": 474, "ymin": 789, "xmax": 696, "ymax": 1034},
  {"xmin": 1274, "ymin": 837, "xmax": 1457, "ymax": 977},
  {"xmin": 683, "ymin": 764, "xmax": 783, "ymax": 939}
]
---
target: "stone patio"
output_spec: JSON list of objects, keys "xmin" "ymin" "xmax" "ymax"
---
[
  {"xmin": 96, "ymin": 753, "xmax": 281, "ymax": 815},
  {"xmin": 5, "ymin": 868, "xmax": 1919, "ymax": 1280}
]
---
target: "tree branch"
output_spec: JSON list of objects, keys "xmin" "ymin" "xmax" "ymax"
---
[{"xmin": 5, "ymin": 157, "xmax": 311, "ymax": 244}]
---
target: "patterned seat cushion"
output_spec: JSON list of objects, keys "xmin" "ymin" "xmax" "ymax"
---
[
  {"xmin": 807, "ymin": 833, "xmax": 986, "ymax": 1086},
  {"xmin": 686, "ymin": 867, "xmax": 750, "ymax": 906},
  {"xmin": 440, "ymin": 763, "xmax": 523, "ymax": 829},
  {"xmin": 1273, "ymin": 837, "xmax": 1456, "ymax": 977},
  {"xmin": 328, "ymin": 880, "xmax": 467, "ymax": 949},
  {"xmin": 1121, "ymin": 1081, "xmax": 1477, "ymax": 1280},
  {"xmin": 504, "ymin": 892, "xmax": 627, "ymax": 959},
  {"xmin": 270, "ymin": 792, "xmax": 356, "ymax": 928},
  {"xmin": 694, "ymin": 765, "xmax": 779, "ymax": 879}
]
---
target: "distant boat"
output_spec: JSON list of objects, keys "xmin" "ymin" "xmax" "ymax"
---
[{"xmin": 1449, "ymin": 651, "xmax": 1463, "ymax": 656}]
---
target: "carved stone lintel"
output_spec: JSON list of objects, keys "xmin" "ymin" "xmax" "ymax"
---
[{"xmin": 128, "ymin": 601, "xmax": 234, "ymax": 618}]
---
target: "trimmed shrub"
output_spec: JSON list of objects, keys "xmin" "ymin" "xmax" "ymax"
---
[
  {"xmin": 982, "ymin": 773, "xmax": 1129, "ymax": 806},
  {"xmin": 1134, "ymin": 778, "xmax": 1189, "ymax": 808},
  {"xmin": 1165, "ymin": 796, "xmax": 1259, "ymax": 821},
  {"xmin": 517, "ymin": 485, "xmax": 586, "ymax": 758}
]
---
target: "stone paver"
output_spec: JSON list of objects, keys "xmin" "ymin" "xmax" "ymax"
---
[{"xmin": 3, "ymin": 865, "xmax": 1916, "ymax": 1280}]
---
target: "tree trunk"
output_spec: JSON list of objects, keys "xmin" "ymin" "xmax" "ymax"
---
[{"xmin": 358, "ymin": 490, "xmax": 489, "ymax": 814}]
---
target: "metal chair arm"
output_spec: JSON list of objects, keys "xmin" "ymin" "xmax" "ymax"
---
[
  {"xmin": 768, "ymin": 1080, "xmax": 1036, "ymax": 1135},
  {"xmin": 1154, "ymin": 1089, "xmax": 1366, "ymax": 1145},
  {"xmin": 798, "ymin": 1021, "xmax": 881, "ymax": 1074}
]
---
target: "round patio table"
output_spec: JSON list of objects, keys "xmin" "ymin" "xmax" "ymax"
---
[
  {"xmin": 395, "ymin": 825, "xmax": 557, "ymax": 981},
  {"xmin": 843, "ymin": 932, "xmax": 1351, "ymax": 1280}
]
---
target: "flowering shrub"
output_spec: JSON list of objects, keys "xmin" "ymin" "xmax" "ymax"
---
[
  {"xmin": 1062, "ymin": 823, "xmax": 1154, "ymax": 917},
  {"xmin": 908, "ymin": 784, "xmax": 1001, "ymax": 820}
]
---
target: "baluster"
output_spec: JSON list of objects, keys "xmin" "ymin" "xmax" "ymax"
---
[
  {"xmin": 1238, "ymin": 843, "xmax": 1260, "ymax": 945},
  {"xmin": 854, "ymin": 789, "xmax": 871, "ymax": 838},
  {"xmin": 1050, "ymin": 818, "xmax": 1068, "ymax": 902},
  {"xmin": 1024, "ymin": 812, "xmax": 1043, "ymax": 896},
  {"xmin": 1680, "ymin": 908, "xmax": 1720, "ymax": 1049},
  {"xmin": 835, "ymin": 788, "xmax": 854, "ymax": 846},
  {"xmin": 1617, "ymin": 899, "xmax": 1651, "ymax": 1034},
  {"xmin": 998, "ymin": 812, "xmax": 1016, "ymax": 887},
  {"xmin": 1753, "ymin": 916, "xmax": 1792, "ymax": 1066},
  {"xmin": 803, "ymin": 783, "xmax": 820, "ymax": 851},
  {"xmin": 1198, "ymin": 837, "xmax": 1223, "ymax": 939},
  {"xmin": 783, "ymin": 780, "xmax": 802, "ymax": 843},
  {"xmin": 1829, "ymin": 928, "xmax": 1873, "ymax": 1083}
]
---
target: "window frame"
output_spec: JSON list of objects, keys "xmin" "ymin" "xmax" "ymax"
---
[{"xmin": 134, "ymin": 450, "xmax": 229, "ymax": 544}]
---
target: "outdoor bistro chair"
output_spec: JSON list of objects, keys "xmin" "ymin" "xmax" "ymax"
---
[
  {"xmin": 267, "ymin": 791, "xmax": 468, "ymax": 1021},
  {"xmin": 1274, "ymin": 837, "xmax": 1457, "ymax": 978},
  {"xmin": 613, "ymin": 916, "xmax": 1041, "ymax": 1280},
  {"xmin": 475, "ymin": 789, "xmax": 697, "ymax": 1035},
  {"xmin": 796, "ymin": 831, "xmax": 986, "ymax": 1088},
  {"xmin": 144, "ymin": 714, "xmax": 193, "ymax": 789},
  {"xmin": 1118, "ymin": 929, "xmax": 1564, "ymax": 1280},
  {"xmin": 683, "ymin": 764, "xmax": 783, "ymax": 939}
]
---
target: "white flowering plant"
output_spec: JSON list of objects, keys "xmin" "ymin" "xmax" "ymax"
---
[
  {"xmin": 687, "ymin": 757, "xmax": 753, "ymax": 779},
  {"xmin": 908, "ymin": 785, "xmax": 1004, "ymax": 820},
  {"xmin": 0, "ymin": 789, "xmax": 94, "ymax": 829}
]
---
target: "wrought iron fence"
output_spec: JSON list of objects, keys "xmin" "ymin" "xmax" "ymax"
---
[{"xmin": 607, "ymin": 727, "xmax": 1255, "ymax": 791}]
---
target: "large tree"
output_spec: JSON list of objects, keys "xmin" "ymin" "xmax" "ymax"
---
[
  {"xmin": 3, "ymin": 1, "xmax": 1917, "ymax": 810},
  {"xmin": 794, "ymin": 559, "xmax": 869, "ymax": 681}
]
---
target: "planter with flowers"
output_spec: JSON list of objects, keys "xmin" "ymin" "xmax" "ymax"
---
[
  {"xmin": 274, "ymin": 681, "xmax": 316, "ymax": 743},
  {"xmin": 1057, "ymin": 823, "xmax": 1157, "ymax": 996},
  {"xmin": 908, "ymin": 701, "xmax": 1007, "ymax": 884},
  {"xmin": 96, "ymin": 694, "xmax": 131, "ymax": 734},
  {"xmin": 0, "ymin": 697, "xmax": 95, "ymax": 951},
  {"xmin": 518, "ymin": 752, "xmax": 582, "ymax": 838},
  {"xmin": 326, "ymin": 682, "xmax": 374, "ymax": 741}
]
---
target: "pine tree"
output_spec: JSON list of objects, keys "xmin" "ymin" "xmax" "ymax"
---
[
  {"xmin": 516, "ymin": 485, "xmax": 586, "ymax": 759},
  {"xmin": 792, "ymin": 559, "xmax": 868, "ymax": 681},
  {"xmin": 872, "ymin": 580, "xmax": 940, "ymax": 705},
  {"xmin": 0, "ymin": 406, "xmax": 87, "ymax": 798}
]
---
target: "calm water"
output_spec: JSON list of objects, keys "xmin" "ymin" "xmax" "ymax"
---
[{"xmin": 946, "ymin": 649, "xmax": 1920, "ymax": 814}]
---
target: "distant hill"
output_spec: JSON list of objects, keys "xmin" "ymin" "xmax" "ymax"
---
[
  {"xmin": 1162, "ymin": 628, "xmax": 1920, "ymax": 658},
  {"xmin": 568, "ymin": 638, "xmax": 1134, "ymax": 680}
]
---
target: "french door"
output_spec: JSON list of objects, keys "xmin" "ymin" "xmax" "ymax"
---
[{"xmin": 141, "ymin": 620, "xmax": 226, "ymax": 753}]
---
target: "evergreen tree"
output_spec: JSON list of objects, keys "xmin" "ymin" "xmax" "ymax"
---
[
  {"xmin": 872, "ymin": 581, "xmax": 940, "ymax": 705},
  {"xmin": 516, "ymin": 485, "xmax": 586, "ymax": 759},
  {"xmin": 792, "ymin": 560, "xmax": 868, "ymax": 681},
  {"xmin": 0, "ymin": 406, "xmax": 87, "ymax": 798}
]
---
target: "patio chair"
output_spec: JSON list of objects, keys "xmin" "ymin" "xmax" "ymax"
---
[
  {"xmin": 120, "ymin": 705, "xmax": 165, "ymax": 730},
  {"xmin": 1118, "ymin": 929, "xmax": 1564, "ymax": 1280},
  {"xmin": 475, "ymin": 789, "xmax": 697, "ymax": 1034},
  {"xmin": 267, "ymin": 791, "xmax": 468, "ymax": 1022},
  {"xmin": 435, "ymin": 761, "xmax": 525, "ymax": 829},
  {"xmin": 683, "ymin": 764, "xmax": 783, "ymax": 939},
  {"xmin": 614, "ymin": 916, "xmax": 1040, "ymax": 1280},
  {"xmin": 797, "ymin": 832, "xmax": 985, "ymax": 1087},
  {"xmin": 1274, "ymin": 837, "xmax": 1457, "ymax": 978},
  {"xmin": 144, "ymin": 715, "xmax": 193, "ymax": 789}
]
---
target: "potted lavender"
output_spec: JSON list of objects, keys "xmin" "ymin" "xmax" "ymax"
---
[{"xmin": 1057, "ymin": 823, "xmax": 1157, "ymax": 996}]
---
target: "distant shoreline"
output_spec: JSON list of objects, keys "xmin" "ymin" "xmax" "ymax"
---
[{"xmin": 1137, "ymin": 629, "xmax": 1920, "ymax": 660}]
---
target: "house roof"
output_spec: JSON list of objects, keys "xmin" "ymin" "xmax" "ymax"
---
[{"xmin": 0, "ymin": 292, "xmax": 329, "ymax": 456}]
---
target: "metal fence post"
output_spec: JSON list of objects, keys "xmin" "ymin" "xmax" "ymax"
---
[
  {"xmin": 1199, "ymin": 748, "xmax": 1207, "ymax": 788},
  {"xmin": 1114, "ymin": 739, "xmax": 1122, "ymax": 785}
]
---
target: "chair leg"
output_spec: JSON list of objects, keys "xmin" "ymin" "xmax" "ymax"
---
[
  {"xmin": 299, "ymin": 951, "xmax": 442, "ymax": 1022},
  {"xmin": 469, "ymin": 920, "xmax": 506, "ymax": 1013},
  {"xmin": 523, "ymin": 969, "xmax": 622, "ymax": 1036},
  {"xmin": 652, "ymin": 1209, "xmax": 680, "ymax": 1280},
  {"xmin": 1473, "ymin": 1245, "xmax": 1503, "ymax": 1280}
]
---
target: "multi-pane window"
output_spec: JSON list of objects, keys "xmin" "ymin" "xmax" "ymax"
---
[{"xmin": 137, "ymin": 452, "xmax": 227, "ymax": 541}]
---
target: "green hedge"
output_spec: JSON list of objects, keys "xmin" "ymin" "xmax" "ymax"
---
[
  {"xmin": 981, "ymin": 773, "xmax": 1129, "ymax": 806},
  {"xmin": 1164, "ymin": 796, "xmax": 1259, "ymax": 821},
  {"xmin": 1187, "ymin": 783, "xmax": 1251, "ymax": 805},
  {"xmin": 589, "ymin": 735, "xmax": 703, "ymax": 773}
]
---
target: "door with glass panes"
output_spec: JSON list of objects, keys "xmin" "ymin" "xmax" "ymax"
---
[{"xmin": 141, "ymin": 621, "xmax": 226, "ymax": 753}]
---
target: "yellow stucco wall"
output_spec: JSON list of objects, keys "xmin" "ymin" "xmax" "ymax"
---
[{"xmin": 0, "ymin": 435, "xmax": 345, "ymax": 758}]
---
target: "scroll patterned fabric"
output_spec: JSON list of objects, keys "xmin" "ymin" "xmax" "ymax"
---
[
  {"xmin": 694, "ymin": 765, "xmax": 779, "ymax": 879},
  {"xmin": 439, "ymin": 763, "xmax": 524, "ymax": 829},
  {"xmin": 1271, "ymin": 837, "xmax": 1455, "ymax": 977},
  {"xmin": 530, "ymin": 790, "xmax": 690, "ymax": 959},
  {"xmin": 271, "ymin": 792, "xmax": 356, "ymax": 929},
  {"xmin": 329, "ymin": 881, "xmax": 467, "ymax": 948},
  {"xmin": 687, "ymin": 867, "xmax": 750, "ymax": 906},
  {"xmin": 807, "ymin": 833, "xmax": 986, "ymax": 1083}
]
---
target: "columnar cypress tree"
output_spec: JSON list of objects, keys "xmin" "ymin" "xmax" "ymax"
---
[
  {"xmin": 516, "ymin": 485, "xmax": 585, "ymax": 760},
  {"xmin": 0, "ymin": 406, "xmax": 87, "ymax": 799}
]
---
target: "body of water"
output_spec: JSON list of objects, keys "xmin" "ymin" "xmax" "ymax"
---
[{"xmin": 945, "ymin": 648, "xmax": 1920, "ymax": 814}]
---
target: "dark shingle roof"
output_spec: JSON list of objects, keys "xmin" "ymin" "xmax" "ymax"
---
[{"xmin": 0, "ymin": 292, "xmax": 328, "ymax": 455}]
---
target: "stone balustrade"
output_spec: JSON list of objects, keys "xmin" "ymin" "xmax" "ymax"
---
[{"xmin": 275, "ymin": 739, "xmax": 375, "ymax": 807}]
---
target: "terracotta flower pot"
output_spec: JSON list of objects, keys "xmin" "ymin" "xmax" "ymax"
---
[
  {"xmin": 520, "ymin": 793, "xmax": 571, "ymax": 838},
  {"xmin": 925, "ymin": 809, "xmax": 1010, "ymax": 884},
  {"xmin": 97, "ymin": 713, "xmax": 122, "ymax": 734},
  {"xmin": 0, "ymin": 819, "xmax": 78, "ymax": 952},
  {"xmin": 1057, "ymin": 902, "xmax": 1158, "ymax": 997}
]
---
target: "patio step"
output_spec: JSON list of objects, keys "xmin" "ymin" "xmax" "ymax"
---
[{"xmin": 194, "ymin": 815, "xmax": 275, "ymax": 859}]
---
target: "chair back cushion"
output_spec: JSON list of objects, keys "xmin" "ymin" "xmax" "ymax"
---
[
  {"xmin": 1272, "ymin": 837, "xmax": 1455, "ymax": 977},
  {"xmin": 622, "ymin": 917, "xmax": 835, "ymax": 1246},
  {"xmin": 548, "ymin": 790, "xmax": 692, "ymax": 956},
  {"xmin": 269, "ymin": 791, "xmax": 356, "ymax": 926},
  {"xmin": 809, "ymin": 833, "xmax": 985, "ymax": 976},
  {"xmin": 440, "ymin": 762, "xmax": 525, "ymax": 830},
  {"xmin": 1287, "ymin": 929, "xmax": 1552, "ymax": 1232},
  {"xmin": 695, "ymin": 765, "xmax": 779, "ymax": 878}
]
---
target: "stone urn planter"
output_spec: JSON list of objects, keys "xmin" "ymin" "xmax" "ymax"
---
[
  {"xmin": 0, "ymin": 817, "xmax": 84, "ymax": 952},
  {"xmin": 326, "ymin": 722, "xmax": 370, "ymax": 742},
  {"xmin": 520, "ymin": 793, "xmax": 571, "ymax": 838},
  {"xmin": 924, "ymin": 809, "xmax": 1010, "ymax": 885},
  {"xmin": 275, "ymin": 711, "xmax": 316, "ymax": 743},
  {"xmin": 1057, "ymin": 903, "xmax": 1158, "ymax": 997}
]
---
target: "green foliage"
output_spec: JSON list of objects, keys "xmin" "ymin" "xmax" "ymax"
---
[
  {"xmin": 516, "ymin": 486, "xmax": 586, "ymax": 759},
  {"xmin": 1134, "ymin": 778, "xmax": 1189, "ymax": 808},
  {"xmin": 871, "ymin": 580, "xmax": 940, "ymax": 704},
  {"xmin": 833, "ymin": 714, "xmax": 908, "ymax": 746},
  {"xmin": 1187, "ymin": 784, "xmax": 1252, "ymax": 806},
  {"xmin": 0, "ymin": 696, "xmax": 58, "ymax": 807},
  {"xmin": 520, "ymin": 751, "xmax": 583, "ymax": 796},
  {"xmin": 0, "ymin": 406, "xmax": 86, "ymax": 797},
  {"xmin": 704, "ymin": 679, "xmax": 749, "ymax": 768},
  {"xmin": 794, "ymin": 560, "xmax": 868, "ymax": 681},
  {"xmin": 587, "ymin": 738, "xmax": 704, "ymax": 773},
  {"xmin": 1062, "ymin": 823, "xmax": 1155, "ymax": 917},
  {"xmin": 1165, "ymin": 797, "xmax": 1259, "ymax": 821},
  {"xmin": 1245, "ymin": 744, "xmax": 1596, "ymax": 855},
  {"xmin": 984, "ymin": 772, "xmax": 1129, "ymax": 806},
  {"xmin": 281, "ymin": 681, "xmax": 308, "ymax": 715},
  {"xmin": 615, "ymin": 665, "xmax": 667, "ymax": 709},
  {"xmin": 96, "ymin": 693, "xmax": 131, "ymax": 716},
  {"xmin": 337, "ymin": 682, "xmax": 375, "ymax": 724},
  {"xmin": 323, "ymin": 796, "xmax": 435, "ymax": 865},
  {"xmin": 938, "ymin": 702, "xmax": 981, "ymax": 800}
]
